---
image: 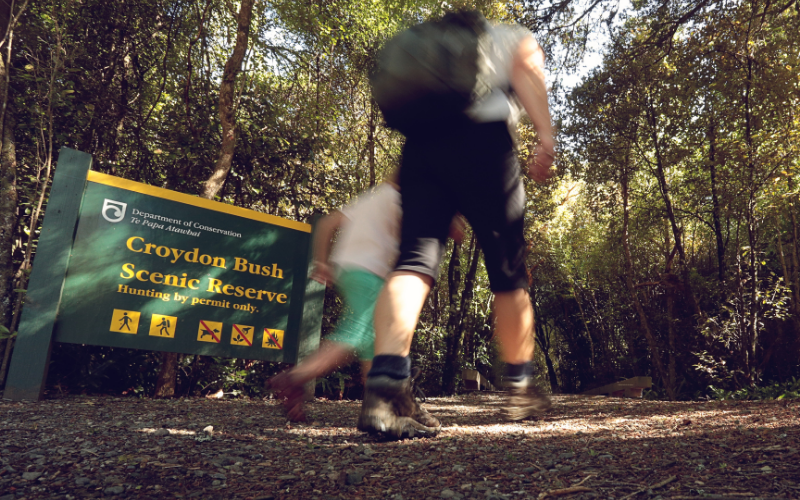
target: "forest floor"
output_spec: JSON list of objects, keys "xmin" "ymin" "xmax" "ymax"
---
[{"xmin": 0, "ymin": 393, "xmax": 798, "ymax": 500}]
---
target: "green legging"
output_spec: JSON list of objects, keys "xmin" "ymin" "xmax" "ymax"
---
[{"xmin": 326, "ymin": 268, "xmax": 384, "ymax": 361}]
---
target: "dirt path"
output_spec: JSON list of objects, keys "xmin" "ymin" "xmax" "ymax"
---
[{"xmin": 1, "ymin": 394, "xmax": 798, "ymax": 499}]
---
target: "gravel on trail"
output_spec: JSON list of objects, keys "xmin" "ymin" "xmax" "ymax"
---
[{"xmin": 1, "ymin": 393, "xmax": 798, "ymax": 500}]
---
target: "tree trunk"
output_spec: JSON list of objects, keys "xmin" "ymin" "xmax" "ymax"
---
[
  {"xmin": 646, "ymin": 100, "xmax": 702, "ymax": 320},
  {"xmin": 107, "ymin": 26, "xmax": 131, "ymax": 167},
  {"xmin": 0, "ymin": 106, "xmax": 15, "ymax": 310},
  {"xmin": 776, "ymin": 234, "xmax": 795, "ymax": 318},
  {"xmin": 663, "ymin": 225, "xmax": 678, "ymax": 396},
  {"xmin": 664, "ymin": 245, "xmax": 677, "ymax": 395},
  {"xmin": 444, "ymin": 238, "xmax": 480, "ymax": 394},
  {"xmin": 367, "ymin": 98, "xmax": 376, "ymax": 187},
  {"xmin": 746, "ymin": 199, "xmax": 759, "ymax": 383},
  {"xmin": 0, "ymin": 336, "xmax": 11, "ymax": 385},
  {"xmin": 766, "ymin": 231, "xmax": 798, "ymax": 370},
  {"xmin": 734, "ymin": 216, "xmax": 749, "ymax": 379},
  {"xmin": 442, "ymin": 241, "xmax": 462, "ymax": 395},
  {"xmin": 742, "ymin": 16, "xmax": 759, "ymax": 383},
  {"xmin": 666, "ymin": 287, "xmax": 677, "ymax": 393},
  {"xmin": 790, "ymin": 209, "xmax": 800, "ymax": 313},
  {"xmin": 535, "ymin": 322, "xmax": 559, "ymax": 392},
  {"xmin": 200, "ymin": 0, "xmax": 255, "ymax": 200},
  {"xmin": 154, "ymin": 0, "xmax": 254, "ymax": 398},
  {"xmin": 0, "ymin": 0, "xmax": 22, "ymax": 387},
  {"xmin": 0, "ymin": 0, "xmax": 28, "ymax": 137},
  {"xmin": 783, "ymin": 174, "xmax": 800, "ymax": 353},
  {"xmin": 153, "ymin": 352, "xmax": 181, "ymax": 398},
  {"xmin": 1, "ymin": 261, "xmax": 24, "ymax": 387},
  {"xmin": 531, "ymin": 288, "xmax": 559, "ymax": 393},
  {"xmin": 707, "ymin": 119, "xmax": 726, "ymax": 283},
  {"xmin": 183, "ymin": 355, "xmax": 204, "ymax": 396},
  {"xmin": 572, "ymin": 284, "xmax": 594, "ymax": 370},
  {"xmin": 620, "ymin": 157, "xmax": 674, "ymax": 400},
  {"xmin": 0, "ymin": 103, "xmax": 15, "ymax": 387},
  {"xmin": 442, "ymin": 235, "xmax": 480, "ymax": 394}
]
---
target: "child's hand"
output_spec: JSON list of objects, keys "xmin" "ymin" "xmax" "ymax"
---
[{"xmin": 311, "ymin": 261, "xmax": 335, "ymax": 286}]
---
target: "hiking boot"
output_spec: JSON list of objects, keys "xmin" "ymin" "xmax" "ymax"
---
[
  {"xmin": 267, "ymin": 371, "xmax": 307, "ymax": 422},
  {"xmin": 502, "ymin": 378, "xmax": 552, "ymax": 421},
  {"xmin": 357, "ymin": 375, "xmax": 440, "ymax": 439}
]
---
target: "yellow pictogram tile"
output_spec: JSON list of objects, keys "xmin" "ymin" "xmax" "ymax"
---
[
  {"xmin": 230, "ymin": 324, "xmax": 254, "ymax": 347},
  {"xmin": 110, "ymin": 309, "xmax": 140, "ymax": 334},
  {"xmin": 149, "ymin": 314, "xmax": 177, "ymax": 338},
  {"xmin": 197, "ymin": 320, "xmax": 223, "ymax": 343},
  {"xmin": 262, "ymin": 328, "xmax": 284, "ymax": 350}
]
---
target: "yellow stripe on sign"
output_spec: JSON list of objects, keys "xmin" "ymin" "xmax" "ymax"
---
[{"xmin": 86, "ymin": 171, "xmax": 311, "ymax": 233}]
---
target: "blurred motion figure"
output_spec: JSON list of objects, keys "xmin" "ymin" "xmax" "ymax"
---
[
  {"xmin": 269, "ymin": 176, "xmax": 439, "ymax": 430},
  {"xmin": 359, "ymin": 10, "xmax": 556, "ymax": 439}
]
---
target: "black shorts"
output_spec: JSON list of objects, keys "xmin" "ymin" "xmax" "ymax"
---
[{"xmin": 396, "ymin": 121, "xmax": 528, "ymax": 292}]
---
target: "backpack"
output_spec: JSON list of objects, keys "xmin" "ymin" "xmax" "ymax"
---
[{"xmin": 371, "ymin": 11, "xmax": 494, "ymax": 134}]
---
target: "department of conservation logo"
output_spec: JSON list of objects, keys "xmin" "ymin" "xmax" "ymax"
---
[{"xmin": 101, "ymin": 199, "xmax": 127, "ymax": 223}]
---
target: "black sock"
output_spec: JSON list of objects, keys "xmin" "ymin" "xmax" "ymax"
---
[
  {"xmin": 368, "ymin": 355, "xmax": 411, "ymax": 380},
  {"xmin": 505, "ymin": 361, "xmax": 532, "ymax": 383}
]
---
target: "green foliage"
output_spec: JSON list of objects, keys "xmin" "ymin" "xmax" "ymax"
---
[
  {"xmin": 545, "ymin": 0, "xmax": 800, "ymax": 399},
  {"xmin": 48, "ymin": 345, "xmax": 164, "ymax": 396},
  {"xmin": 316, "ymin": 370, "xmax": 352, "ymax": 399},
  {"xmin": 708, "ymin": 377, "xmax": 800, "ymax": 401},
  {"xmin": 0, "ymin": 326, "xmax": 16, "ymax": 340},
  {"xmin": 47, "ymin": 344, "xmax": 287, "ymax": 398}
]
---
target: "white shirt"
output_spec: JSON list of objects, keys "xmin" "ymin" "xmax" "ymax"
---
[{"xmin": 329, "ymin": 184, "xmax": 401, "ymax": 279}]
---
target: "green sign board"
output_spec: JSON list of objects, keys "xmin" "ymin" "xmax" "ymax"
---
[{"xmin": 3, "ymin": 148, "xmax": 324, "ymax": 401}]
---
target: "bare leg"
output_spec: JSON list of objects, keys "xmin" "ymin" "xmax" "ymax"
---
[
  {"xmin": 270, "ymin": 341, "xmax": 356, "ymax": 421},
  {"xmin": 358, "ymin": 271, "xmax": 441, "ymax": 438},
  {"xmin": 492, "ymin": 288, "xmax": 535, "ymax": 364},
  {"xmin": 289, "ymin": 341, "xmax": 355, "ymax": 385},
  {"xmin": 373, "ymin": 271, "xmax": 433, "ymax": 356},
  {"xmin": 493, "ymin": 288, "xmax": 550, "ymax": 420}
]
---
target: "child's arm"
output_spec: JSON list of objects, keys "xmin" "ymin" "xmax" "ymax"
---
[{"xmin": 311, "ymin": 210, "xmax": 346, "ymax": 285}]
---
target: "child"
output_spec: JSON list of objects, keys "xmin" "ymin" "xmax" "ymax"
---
[{"xmin": 268, "ymin": 176, "xmax": 439, "ymax": 429}]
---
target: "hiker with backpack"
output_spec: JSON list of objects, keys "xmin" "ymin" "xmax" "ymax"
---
[{"xmin": 358, "ymin": 11, "xmax": 556, "ymax": 439}]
